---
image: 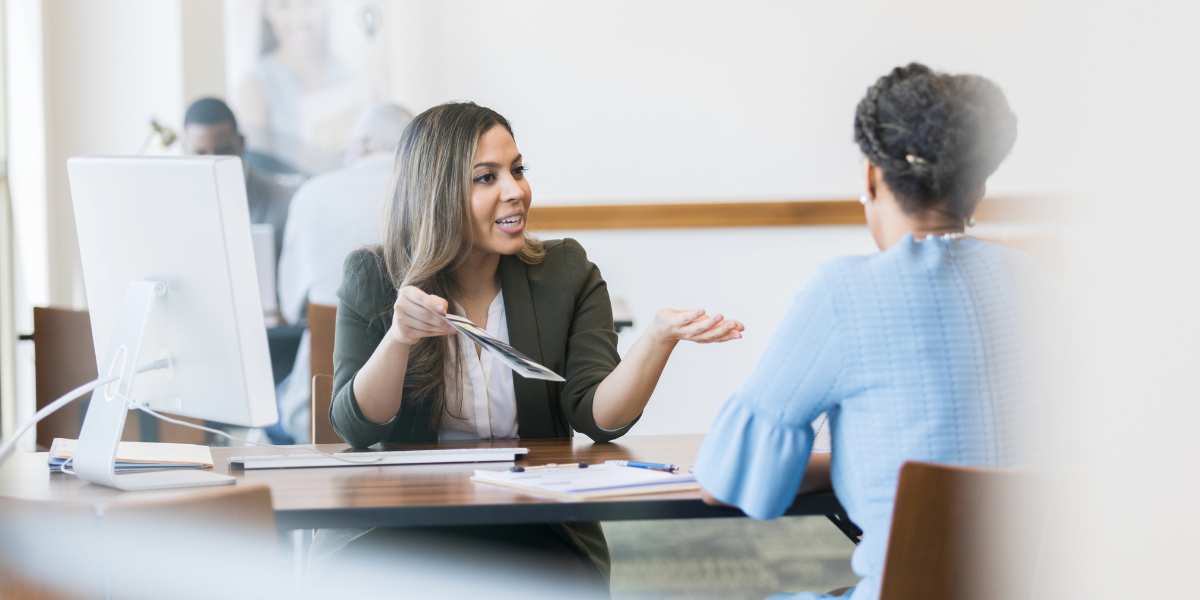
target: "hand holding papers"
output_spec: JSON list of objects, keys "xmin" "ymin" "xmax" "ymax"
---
[{"xmin": 444, "ymin": 314, "xmax": 565, "ymax": 382}]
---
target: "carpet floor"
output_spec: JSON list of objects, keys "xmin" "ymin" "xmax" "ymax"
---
[{"xmin": 604, "ymin": 516, "xmax": 858, "ymax": 599}]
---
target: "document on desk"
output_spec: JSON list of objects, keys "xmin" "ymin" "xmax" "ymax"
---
[
  {"xmin": 471, "ymin": 464, "xmax": 699, "ymax": 501},
  {"xmin": 444, "ymin": 314, "xmax": 565, "ymax": 382},
  {"xmin": 48, "ymin": 438, "xmax": 214, "ymax": 473}
]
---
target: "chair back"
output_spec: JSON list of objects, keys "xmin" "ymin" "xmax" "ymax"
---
[
  {"xmin": 308, "ymin": 303, "xmax": 339, "ymax": 443},
  {"xmin": 879, "ymin": 461, "xmax": 1040, "ymax": 600},
  {"xmin": 311, "ymin": 374, "xmax": 339, "ymax": 444},
  {"xmin": 308, "ymin": 303, "xmax": 337, "ymax": 378},
  {"xmin": 31, "ymin": 307, "xmax": 102, "ymax": 449}
]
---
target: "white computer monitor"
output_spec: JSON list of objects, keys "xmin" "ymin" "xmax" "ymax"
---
[{"xmin": 66, "ymin": 156, "xmax": 279, "ymax": 490}]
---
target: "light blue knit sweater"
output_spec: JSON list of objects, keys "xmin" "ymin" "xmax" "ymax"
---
[{"xmin": 694, "ymin": 234, "xmax": 1029, "ymax": 600}]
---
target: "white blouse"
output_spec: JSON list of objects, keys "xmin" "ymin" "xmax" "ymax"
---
[{"xmin": 438, "ymin": 291, "xmax": 519, "ymax": 440}]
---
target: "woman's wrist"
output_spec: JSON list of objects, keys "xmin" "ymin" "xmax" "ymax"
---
[
  {"xmin": 645, "ymin": 327, "xmax": 680, "ymax": 350},
  {"xmin": 383, "ymin": 329, "xmax": 416, "ymax": 354},
  {"xmin": 354, "ymin": 331, "xmax": 412, "ymax": 425}
]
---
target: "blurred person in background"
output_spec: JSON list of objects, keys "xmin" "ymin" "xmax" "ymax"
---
[
  {"xmin": 236, "ymin": 0, "xmax": 369, "ymax": 174},
  {"xmin": 271, "ymin": 103, "xmax": 414, "ymax": 444},
  {"xmin": 694, "ymin": 63, "xmax": 1026, "ymax": 600},
  {"xmin": 183, "ymin": 96, "xmax": 297, "ymax": 264}
]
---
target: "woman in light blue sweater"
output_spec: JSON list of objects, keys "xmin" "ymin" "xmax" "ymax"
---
[{"xmin": 693, "ymin": 63, "xmax": 1024, "ymax": 600}]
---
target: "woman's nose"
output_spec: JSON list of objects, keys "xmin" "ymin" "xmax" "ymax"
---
[{"xmin": 499, "ymin": 173, "xmax": 525, "ymax": 203}]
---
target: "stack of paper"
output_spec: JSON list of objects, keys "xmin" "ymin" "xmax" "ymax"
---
[
  {"xmin": 48, "ymin": 438, "xmax": 214, "ymax": 473},
  {"xmin": 445, "ymin": 314, "xmax": 565, "ymax": 382},
  {"xmin": 472, "ymin": 463, "xmax": 699, "ymax": 501}
]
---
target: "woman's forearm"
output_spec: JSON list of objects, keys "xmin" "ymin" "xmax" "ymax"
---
[
  {"xmin": 350, "ymin": 336, "xmax": 412, "ymax": 425},
  {"xmin": 703, "ymin": 452, "xmax": 832, "ymax": 507},
  {"xmin": 591, "ymin": 332, "xmax": 677, "ymax": 430}
]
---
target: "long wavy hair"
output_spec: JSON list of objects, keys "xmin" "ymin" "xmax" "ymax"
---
[{"xmin": 382, "ymin": 102, "xmax": 544, "ymax": 425}]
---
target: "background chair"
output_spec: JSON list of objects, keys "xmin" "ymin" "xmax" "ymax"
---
[
  {"xmin": 879, "ymin": 461, "xmax": 1043, "ymax": 600},
  {"xmin": 307, "ymin": 303, "xmax": 338, "ymax": 444},
  {"xmin": 310, "ymin": 374, "xmax": 337, "ymax": 444},
  {"xmin": 31, "ymin": 307, "xmax": 113, "ymax": 449},
  {"xmin": 30, "ymin": 307, "xmax": 209, "ymax": 447}
]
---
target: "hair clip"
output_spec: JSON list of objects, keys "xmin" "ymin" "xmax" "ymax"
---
[{"xmin": 905, "ymin": 153, "xmax": 929, "ymax": 166}]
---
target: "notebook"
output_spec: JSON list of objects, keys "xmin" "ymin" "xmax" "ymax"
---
[
  {"xmin": 471, "ymin": 463, "xmax": 699, "ymax": 501},
  {"xmin": 48, "ymin": 438, "xmax": 214, "ymax": 473}
]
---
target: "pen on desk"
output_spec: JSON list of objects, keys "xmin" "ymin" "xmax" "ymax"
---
[
  {"xmin": 606, "ymin": 460, "xmax": 678, "ymax": 472},
  {"xmin": 513, "ymin": 462, "xmax": 590, "ymax": 472}
]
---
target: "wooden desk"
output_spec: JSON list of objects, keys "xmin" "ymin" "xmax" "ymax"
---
[{"xmin": 0, "ymin": 435, "xmax": 855, "ymax": 536}]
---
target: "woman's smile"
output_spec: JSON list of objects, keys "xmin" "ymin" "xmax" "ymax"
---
[{"xmin": 494, "ymin": 212, "xmax": 525, "ymax": 235}]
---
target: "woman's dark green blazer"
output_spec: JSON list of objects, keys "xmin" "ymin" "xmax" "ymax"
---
[{"xmin": 330, "ymin": 238, "xmax": 635, "ymax": 448}]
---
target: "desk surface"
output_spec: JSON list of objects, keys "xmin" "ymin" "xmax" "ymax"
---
[{"xmin": 0, "ymin": 434, "xmax": 843, "ymax": 530}]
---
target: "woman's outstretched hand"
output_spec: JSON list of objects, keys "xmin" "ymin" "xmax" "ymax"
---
[
  {"xmin": 650, "ymin": 309, "xmax": 744, "ymax": 345},
  {"xmin": 590, "ymin": 308, "xmax": 745, "ymax": 431},
  {"xmin": 389, "ymin": 286, "xmax": 455, "ymax": 347}
]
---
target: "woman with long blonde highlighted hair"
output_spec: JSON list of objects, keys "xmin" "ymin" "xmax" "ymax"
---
[{"xmin": 330, "ymin": 102, "xmax": 742, "ymax": 588}]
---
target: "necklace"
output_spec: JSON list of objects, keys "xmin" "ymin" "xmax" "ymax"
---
[{"xmin": 913, "ymin": 231, "xmax": 967, "ymax": 241}]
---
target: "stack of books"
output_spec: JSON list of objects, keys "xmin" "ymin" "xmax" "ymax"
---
[{"xmin": 48, "ymin": 438, "xmax": 214, "ymax": 473}]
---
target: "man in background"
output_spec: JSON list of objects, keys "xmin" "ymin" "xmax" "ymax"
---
[
  {"xmin": 272, "ymin": 103, "xmax": 413, "ymax": 443},
  {"xmin": 183, "ymin": 97, "xmax": 304, "ymax": 445},
  {"xmin": 182, "ymin": 97, "xmax": 297, "ymax": 264}
]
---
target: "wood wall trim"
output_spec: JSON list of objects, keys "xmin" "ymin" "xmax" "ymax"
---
[
  {"xmin": 527, "ymin": 197, "xmax": 1039, "ymax": 231},
  {"xmin": 528, "ymin": 200, "xmax": 865, "ymax": 230}
]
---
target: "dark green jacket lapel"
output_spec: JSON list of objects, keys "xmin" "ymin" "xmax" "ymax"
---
[
  {"xmin": 332, "ymin": 241, "xmax": 621, "ymax": 448},
  {"xmin": 498, "ymin": 256, "xmax": 558, "ymax": 437}
]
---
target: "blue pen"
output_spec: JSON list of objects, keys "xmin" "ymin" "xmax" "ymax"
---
[{"xmin": 606, "ymin": 459, "xmax": 678, "ymax": 472}]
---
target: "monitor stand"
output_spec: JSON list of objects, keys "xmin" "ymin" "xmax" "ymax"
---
[{"xmin": 72, "ymin": 281, "xmax": 234, "ymax": 491}]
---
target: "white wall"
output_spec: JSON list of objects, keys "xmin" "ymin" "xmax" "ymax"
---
[
  {"xmin": 7, "ymin": 1, "xmax": 1071, "ymax": 436},
  {"xmin": 4, "ymin": 0, "xmax": 224, "ymax": 446},
  {"xmin": 1030, "ymin": 3, "xmax": 1200, "ymax": 597},
  {"xmin": 548, "ymin": 226, "xmax": 873, "ymax": 434},
  {"xmin": 382, "ymin": 0, "xmax": 1078, "ymax": 204},
  {"xmin": 378, "ymin": 0, "xmax": 1074, "ymax": 434},
  {"xmin": 180, "ymin": 0, "xmax": 228, "ymax": 103},
  {"xmin": 6, "ymin": 0, "xmax": 48, "ymax": 311},
  {"xmin": 41, "ymin": 0, "xmax": 188, "ymax": 306},
  {"xmin": 10, "ymin": 0, "xmax": 225, "ymax": 310}
]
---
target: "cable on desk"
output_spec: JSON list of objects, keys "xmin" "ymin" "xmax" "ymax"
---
[
  {"xmin": 0, "ymin": 353, "xmax": 386, "ymax": 472},
  {"xmin": 0, "ymin": 377, "xmax": 118, "ymax": 466},
  {"xmin": 0, "ymin": 359, "xmax": 181, "ymax": 467}
]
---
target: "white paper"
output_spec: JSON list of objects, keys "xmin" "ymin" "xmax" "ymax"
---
[{"xmin": 473, "ymin": 463, "xmax": 696, "ymax": 495}]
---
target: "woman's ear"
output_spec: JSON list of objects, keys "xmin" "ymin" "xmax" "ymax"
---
[{"xmin": 864, "ymin": 161, "xmax": 879, "ymax": 201}]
